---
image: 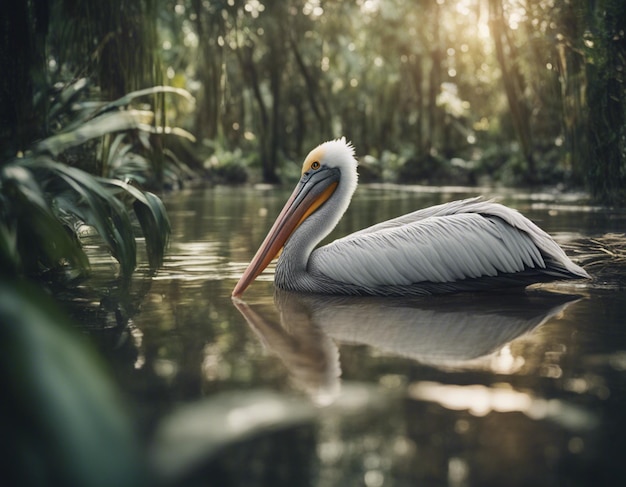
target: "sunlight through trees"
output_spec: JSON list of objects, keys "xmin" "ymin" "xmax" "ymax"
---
[
  {"xmin": 152, "ymin": 0, "xmax": 623, "ymax": 199},
  {"xmin": 1, "ymin": 0, "xmax": 625, "ymax": 200}
]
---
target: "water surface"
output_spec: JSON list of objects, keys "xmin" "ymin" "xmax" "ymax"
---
[{"xmin": 101, "ymin": 185, "xmax": 626, "ymax": 486}]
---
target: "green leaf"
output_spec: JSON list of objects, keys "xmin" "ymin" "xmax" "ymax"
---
[
  {"xmin": 35, "ymin": 110, "xmax": 155, "ymax": 157},
  {"xmin": 99, "ymin": 179, "xmax": 170, "ymax": 271},
  {"xmin": 48, "ymin": 78, "xmax": 91, "ymax": 121},
  {"xmin": 0, "ymin": 279, "xmax": 147, "ymax": 487},
  {"xmin": 0, "ymin": 164, "xmax": 89, "ymax": 276},
  {"xmin": 60, "ymin": 85, "xmax": 195, "ymax": 136},
  {"xmin": 37, "ymin": 109, "xmax": 196, "ymax": 157},
  {"xmin": 93, "ymin": 85, "xmax": 195, "ymax": 116},
  {"xmin": 24, "ymin": 158, "xmax": 137, "ymax": 280}
]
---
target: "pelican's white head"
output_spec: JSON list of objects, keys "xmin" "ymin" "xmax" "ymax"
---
[
  {"xmin": 301, "ymin": 137, "xmax": 358, "ymax": 197},
  {"xmin": 232, "ymin": 138, "xmax": 359, "ymax": 297}
]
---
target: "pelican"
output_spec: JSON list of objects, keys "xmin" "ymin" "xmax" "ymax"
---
[{"xmin": 232, "ymin": 138, "xmax": 590, "ymax": 297}]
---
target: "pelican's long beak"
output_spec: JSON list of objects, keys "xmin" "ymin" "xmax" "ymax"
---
[{"xmin": 232, "ymin": 167, "xmax": 339, "ymax": 297}]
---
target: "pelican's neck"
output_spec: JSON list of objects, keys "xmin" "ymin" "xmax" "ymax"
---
[{"xmin": 277, "ymin": 170, "xmax": 357, "ymax": 281}]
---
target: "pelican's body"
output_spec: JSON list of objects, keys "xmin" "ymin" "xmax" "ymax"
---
[{"xmin": 232, "ymin": 138, "xmax": 590, "ymax": 297}]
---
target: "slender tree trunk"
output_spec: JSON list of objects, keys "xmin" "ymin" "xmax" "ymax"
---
[
  {"xmin": 233, "ymin": 33, "xmax": 272, "ymax": 178},
  {"xmin": 556, "ymin": 36, "xmax": 587, "ymax": 185},
  {"xmin": 289, "ymin": 35, "xmax": 328, "ymax": 136},
  {"xmin": 489, "ymin": 0, "xmax": 537, "ymax": 183},
  {"xmin": 192, "ymin": 0, "xmax": 224, "ymax": 140},
  {"xmin": 412, "ymin": 55, "xmax": 424, "ymax": 154},
  {"xmin": 267, "ymin": 52, "xmax": 282, "ymax": 184},
  {"xmin": 426, "ymin": 3, "xmax": 442, "ymax": 157},
  {"xmin": 95, "ymin": 0, "xmax": 159, "ymax": 99}
]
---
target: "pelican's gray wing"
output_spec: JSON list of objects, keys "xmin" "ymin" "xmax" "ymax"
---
[
  {"xmin": 309, "ymin": 199, "xmax": 588, "ymax": 292},
  {"xmin": 346, "ymin": 197, "xmax": 489, "ymax": 237}
]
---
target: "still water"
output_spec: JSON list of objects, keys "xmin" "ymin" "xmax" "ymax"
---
[{"xmin": 101, "ymin": 185, "xmax": 626, "ymax": 486}]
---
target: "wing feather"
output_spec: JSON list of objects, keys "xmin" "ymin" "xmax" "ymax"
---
[{"xmin": 309, "ymin": 210, "xmax": 547, "ymax": 288}]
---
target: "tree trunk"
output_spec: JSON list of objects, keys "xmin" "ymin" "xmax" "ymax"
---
[
  {"xmin": 426, "ymin": 3, "xmax": 442, "ymax": 157},
  {"xmin": 584, "ymin": 0, "xmax": 626, "ymax": 205},
  {"xmin": 289, "ymin": 35, "xmax": 328, "ymax": 137},
  {"xmin": 556, "ymin": 35, "xmax": 587, "ymax": 185},
  {"xmin": 192, "ymin": 0, "xmax": 224, "ymax": 140},
  {"xmin": 411, "ymin": 55, "xmax": 424, "ymax": 154},
  {"xmin": 489, "ymin": 0, "xmax": 537, "ymax": 183},
  {"xmin": 0, "ymin": 0, "xmax": 48, "ymax": 158}
]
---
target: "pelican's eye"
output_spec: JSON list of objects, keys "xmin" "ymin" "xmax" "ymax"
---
[{"xmin": 311, "ymin": 161, "xmax": 321, "ymax": 170}]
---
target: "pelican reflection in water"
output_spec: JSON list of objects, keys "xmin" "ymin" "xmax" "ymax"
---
[
  {"xmin": 233, "ymin": 138, "xmax": 589, "ymax": 297},
  {"xmin": 234, "ymin": 290, "xmax": 579, "ymax": 403}
]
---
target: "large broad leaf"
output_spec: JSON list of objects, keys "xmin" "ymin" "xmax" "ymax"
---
[
  {"xmin": 49, "ymin": 82, "xmax": 194, "ymax": 129},
  {"xmin": 47, "ymin": 78, "xmax": 91, "ymax": 122},
  {"xmin": 0, "ymin": 164, "xmax": 89, "ymax": 276},
  {"xmin": 90, "ymin": 85, "xmax": 195, "ymax": 118},
  {"xmin": 99, "ymin": 178, "xmax": 171, "ymax": 271},
  {"xmin": 103, "ymin": 136, "xmax": 152, "ymax": 185},
  {"xmin": 0, "ymin": 280, "xmax": 147, "ymax": 487},
  {"xmin": 35, "ymin": 110, "xmax": 155, "ymax": 157},
  {"xmin": 36, "ymin": 109, "xmax": 196, "ymax": 157},
  {"xmin": 39, "ymin": 84, "xmax": 196, "ymax": 156},
  {"xmin": 23, "ymin": 157, "xmax": 138, "ymax": 280}
]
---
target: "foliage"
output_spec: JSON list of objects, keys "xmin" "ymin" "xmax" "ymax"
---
[
  {"xmin": 0, "ymin": 279, "xmax": 146, "ymax": 487},
  {"xmin": 5, "ymin": 0, "xmax": 624, "ymax": 195},
  {"xmin": 202, "ymin": 139, "xmax": 259, "ymax": 184},
  {"xmin": 0, "ymin": 163, "xmax": 89, "ymax": 279},
  {"xmin": 41, "ymin": 78, "xmax": 197, "ymax": 187},
  {"xmin": 155, "ymin": 0, "xmax": 626, "ymax": 200},
  {"xmin": 3, "ymin": 0, "xmax": 625, "ymax": 197},
  {"xmin": 1, "ymin": 278, "xmax": 321, "ymax": 486},
  {"xmin": 47, "ymin": 0, "xmax": 163, "ymax": 100},
  {"xmin": 39, "ymin": 86, "xmax": 195, "ymax": 158},
  {"xmin": 579, "ymin": 0, "xmax": 626, "ymax": 205},
  {"xmin": 0, "ymin": 155, "xmax": 170, "ymax": 284},
  {"xmin": 0, "ymin": 79, "xmax": 192, "ymax": 286},
  {"xmin": 159, "ymin": 0, "xmax": 528, "ymax": 180}
]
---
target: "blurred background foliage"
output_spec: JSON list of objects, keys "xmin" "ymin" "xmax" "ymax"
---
[
  {"xmin": 1, "ymin": 0, "xmax": 625, "ymax": 201},
  {"xmin": 154, "ymin": 0, "xmax": 625, "ymax": 202},
  {"xmin": 0, "ymin": 0, "xmax": 191, "ymax": 292}
]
